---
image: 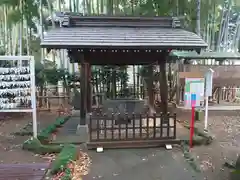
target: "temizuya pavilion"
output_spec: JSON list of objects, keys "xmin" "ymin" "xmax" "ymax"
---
[{"xmin": 40, "ymin": 15, "xmax": 207, "ymax": 130}]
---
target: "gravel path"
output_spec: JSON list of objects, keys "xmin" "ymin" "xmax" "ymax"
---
[
  {"xmin": 190, "ymin": 111, "xmax": 240, "ymax": 180},
  {"xmin": 84, "ymin": 148, "xmax": 204, "ymax": 180},
  {"xmin": 0, "ymin": 112, "xmax": 58, "ymax": 164}
]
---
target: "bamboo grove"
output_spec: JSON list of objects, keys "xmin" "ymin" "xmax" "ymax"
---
[{"xmin": 0, "ymin": 0, "xmax": 239, "ymax": 108}]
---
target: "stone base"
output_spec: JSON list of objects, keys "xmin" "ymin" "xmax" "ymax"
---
[
  {"xmin": 76, "ymin": 124, "xmax": 89, "ymax": 142},
  {"xmin": 76, "ymin": 124, "xmax": 88, "ymax": 134}
]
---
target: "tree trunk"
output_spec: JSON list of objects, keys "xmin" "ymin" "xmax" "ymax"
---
[
  {"xmin": 159, "ymin": 58, "xmax": 168, "ymax": 114},
  {"xmin": 107, "ymin": 0, "xmax": 113, "ymax": 15},
  {"xmin": 196, "ymin": 0, "xmax": 201, "ymax": 36},
  {"xmin": 39, "ymin": 86, "xmax": 44, "ymax": 107}
]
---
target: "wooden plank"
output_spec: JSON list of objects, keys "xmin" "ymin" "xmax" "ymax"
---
[
  {"xmin": 179, "ymin": 72, "xmax": 204, "ymax": 78},
  {"xmin": 0, "ymin": 163, "xmax": 48, "ymax": 180},
  {"xmin": 87, "ymin": 139, "xmax": 181, "ymax": 149}
]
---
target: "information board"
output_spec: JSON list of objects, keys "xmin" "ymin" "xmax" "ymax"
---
[{"xmin": 184, "ymin": 78, "xmax": 204, "ymax": 108}]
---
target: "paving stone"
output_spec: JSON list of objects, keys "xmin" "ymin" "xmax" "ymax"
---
[{"xmin": 84, "ymin": 148, "xmax": 204, "ymax": 180}]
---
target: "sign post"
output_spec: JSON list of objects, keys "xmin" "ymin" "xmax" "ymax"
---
[
  {"xmin": 179, "ymin": 72, "xmax": 205, "ymax": 148},
  {"xmin": 204, "ymin": 68, "xmax": 214, "ymax": 131},
  {"xmin": 184, "ymin": 78, "xmax": 204, "ymax": 108},
  {"xmin": 190, "ymin": 93, "xmax": 196, "ymax": 148}
]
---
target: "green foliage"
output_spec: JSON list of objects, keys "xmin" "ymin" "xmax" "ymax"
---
[
  {"xmin": 22, "ymin": 116, "xmax": 71, "ymax": 155},
  {"xmin": 92, "ymin": 66, "xmax": 129, "ymax": 84},
  {"xmin": 183, "ymin": 122, "xmax": 214, "ymax": 145},
  {"xmin": 34, "ymin": 62, "xmax": 74, "ymax": 87},
  {"xmin": 51, "ymin": 144, "xmax": 78, "ymax": 175},
  {"xmin": 37, "ymin": 116, "xmax": 70, "ymax": 142},
  {"xmin": 61, "ymin": 168, "xmax": 72, "ymax": 180},
  {"xmin": 44, "ymin": 68, "xmax": 64, "ymax": 85},
  {"xmin": 22, "ymin": 138, "xmax": 63, "ymax": 154},
  {"xmin": 139, "ymin": 65, "xmax": 150, "ymax": 78},
  {"xmin": 1, "ymin": 0, "xmax": 49, "ymax": 30},
  {"xmin": 35, "ymin": 62, "xmax": 45, "ymax": 86},
  {"xmin": 181, "ymin": 141, "xmax": 201, "ymax": 172}
]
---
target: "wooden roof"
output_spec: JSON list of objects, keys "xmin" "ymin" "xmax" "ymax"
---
[
  {"xmin": 41, "ymin": 15, "xmax": 207, "ymax": 50},
  {"xmin": 170, "ymin": 51, "xmax": 240, "ymax": 60}
]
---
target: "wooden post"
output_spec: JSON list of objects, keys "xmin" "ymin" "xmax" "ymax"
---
[
  {"xmin": 176, "ymin": 61, "xmax": 183, "ymax": 105},
  {"xmin": 80, "ymin": 62, "xmax": 86, "ymax": 125},
  {"xmin": 217, "ymin": 87, "xmax": 220, "ymax": 104},
  {"xmin": 159, "ymin": 55, "xmax": 168, "ymax": 114},
  {"xmin": 112, "ymin": 68, "xmax": 116, "ymax": 98},
  {"xmin": 86, "ymin": 63, "xmax": 92, "ymax": 113}
]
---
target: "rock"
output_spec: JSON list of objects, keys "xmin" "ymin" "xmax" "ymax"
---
[
  {"xmin": 230, "ymin": 170, "xmax": 240, "ymax": 180},
  {"xmin": 235, "ymin": 156, "xmax": 240, "ymax": 170},
  {"xmin": 228, "ymin": 155, "xmax": 240, "ymax": 180},
  {"xmin": 183, "ymin": 123, "xmax": 213, "ymax": 145},
  {"xmin": 182, "ymin": 135, "xmax": 206, "ymax": 146},
  {"xmin": 193, "ymin": 135, "xmax": 207, "ymax": 146}
]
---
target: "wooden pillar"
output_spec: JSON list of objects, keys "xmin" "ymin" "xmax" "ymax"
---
[
  {"xmin": 147, "ymin": 65, "xmax": 154, "ymax": 111},
  {"xmin": 168, "ymin": 62, "xmax": 172, "ymax": 101},
  {"xmin": 112, "ymin": 68, "xmax": 117, "ymax": 98},
  {"xmin": 80, "ymin": 61, "xmax": 87, "ymax": 125},
  {"xmin": 159, "ymin": 52, "xmax": 168, "ymax": 114},
  {"xmin": 176, "ymin": 60, "xmax": 183, "ymax": 105},
  {"xmin": 217, "ymin": 87, "xmax": 220, "ymax": 104},
  {"xmin": 86, "ymin": 63, "xmax": 92, "ymax": 112}
]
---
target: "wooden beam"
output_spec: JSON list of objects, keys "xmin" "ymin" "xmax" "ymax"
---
[{"xmin": 76, "ymin": 51, "xmax": 166, "ymax": 65}]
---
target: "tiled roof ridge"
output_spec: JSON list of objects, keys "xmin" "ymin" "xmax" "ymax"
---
[{"xmin": 61, "ymin": 15, "xmax": 181, "ymax": 28}]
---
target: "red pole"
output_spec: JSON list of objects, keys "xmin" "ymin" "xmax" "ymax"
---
[{"xmin": 190, "ymin": 105, "xmax": 195, "ymax": 148}]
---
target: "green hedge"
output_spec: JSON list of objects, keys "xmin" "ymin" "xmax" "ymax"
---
[
  {"xmin": 50, "ymin": 144, "xmax": 78, "ymax": 177},
  {"xmin": 38, "ymin": 116, "xmax": 70, "ymax": 142},
  {"xmin": 181, "ymin": 142, "xmax": 201, "ymax": 172},
  {"xmin": 182, "ymin": 123, "xmax": 213, "ymax": 146},
  {"xmin": 22, "ymin": 138, "xmax": 63, "ymax": 154},
  {"xmin": 22, "ymin": 116, "xmax": 71, "ymax": 154}
]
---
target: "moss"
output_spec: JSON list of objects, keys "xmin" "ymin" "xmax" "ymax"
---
[
  {"xmin": 22, "ymin": 138, "xmax": 63, "ymax": 155},
  {"xmin": 230, "ymin": 170, "xmax": 240, "ymax": 180},
  {"xmin": 37, "ymin": 124, "xmax": 57, "ymax": 142},
  {"xmin": 183, "ymin": 123, "xmax": 213, "ymax": 146},
  {"xmin": 51, "ymin": 144, "xmax": 78, "ymax": 175},
  {"xmin": 22, "ymin": 116, "xmax": 71, "ymax": 154},
  {"xmin": 181, "ymin": 142, "xmax": 201, "ymax": 172},
  {"xmin": 224, "ymin": 157, "xmax": 240, "ymax": 180},
  {"xmin": 61, "ymin": 168, "xmax": 72, "ymax": 180},
  {"xmin": 229, "ymin": 157, "xmax": 240, "ymax": 180},
  {"xmin": 236, "ymin": 156, "xmax": 240, "ymax": 170},
  {"xmin": 37, "ymin": 116, "xmax": 70, "ymax": 142},
  {"xmin": 182, "ymin": 135, "xmax": 209, "ymax": 146},
  {"xmin": 195, "ymin": 110, "xmax": 202, "ymax": 121}
]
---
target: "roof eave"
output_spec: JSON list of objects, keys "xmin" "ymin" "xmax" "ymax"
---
[
  {"xmin": 170, "ymin": 51, "xmax": 240, "ymax": 60},
  {"xmin": 40, "ymin": 44, "xmax": 207, "ymax": 50}
]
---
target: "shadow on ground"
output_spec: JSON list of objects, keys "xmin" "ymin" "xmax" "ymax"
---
[{"xmin": 83, "ymin": 148, "xmax": 204, "ymax": 180}]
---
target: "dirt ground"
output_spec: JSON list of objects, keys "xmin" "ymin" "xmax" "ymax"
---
[
  {"xmin": 178, "ymin": 110, "xmax": 240, "ymax": 180},
  {"xmin": 0, "ymin": 111, "xmax": 59, "ymax": 164}
]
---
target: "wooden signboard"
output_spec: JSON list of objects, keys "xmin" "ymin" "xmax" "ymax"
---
[{"xmin": 179, "ymin": 72, "xmax": 204, "ymax": 79}]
